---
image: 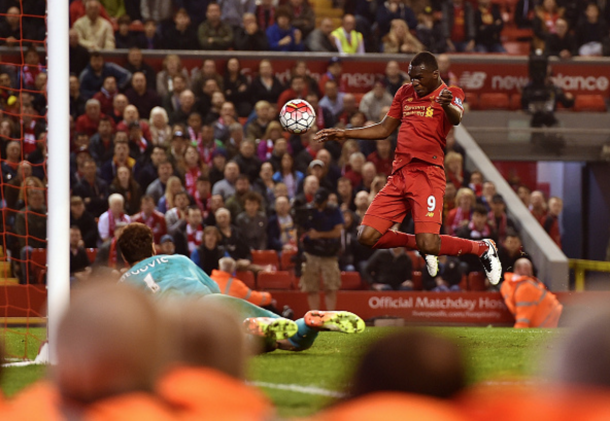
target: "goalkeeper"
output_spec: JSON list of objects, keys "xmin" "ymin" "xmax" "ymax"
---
[{"xmin": 117, "ymin": 223, "xmax": 365, "ymax": 351}]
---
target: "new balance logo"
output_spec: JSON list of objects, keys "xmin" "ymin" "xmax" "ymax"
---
[
  {"xmin": 458, "ymin": 71, "xmax": 487, "ymax": 90},
  {"xmin": 426, "ymin": 212, "xmax": 434, "ymax": 217}
]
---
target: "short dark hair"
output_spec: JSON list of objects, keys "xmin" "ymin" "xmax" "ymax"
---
[
  {"xmin": 141, "ymin": 195, "xmax": 154, "ymax": 203},
  {"xmin": 505, "ymin": 228, "xmax": 520, "ymax": 239},
  {"xmin": 174, "ymin": 191, "xmax": 189, "ymax": 201},
  {"xmin": 187, "ymin": 206, "xmax": 201, "ymax": 216},
  {"xmin": 118, "ymin": 223, "xmax": 154, "ymax": 265},
  {"xmin": 90, "ymin": 51, "xmax": 103, "ymax": 59},
  {"xmin": 196, "ymin": 175, "xmax": 210, "ymax": 183},
  {"xmin": 473, "ymin": 204, "xmax": 488, "ymax": 216},
  {"xmin": 117, "ymin": 15, "xmax": 131, "ymax": 25},
  {"xmin": 236, "ymin": 174, "xmax": 250, "ymax": 183},
  {"xmin": 410, "ymin": 52, "xmax": 438, "ymax": 71},
  {"xmin": 275, "ymin": 6, "xmax": 291, "ymax": 21},
  {"xmin": 244, "ymin": 191, "xmax": 262, "ymax": 205}
]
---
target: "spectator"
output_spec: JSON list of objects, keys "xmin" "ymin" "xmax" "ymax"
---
[
  {"xmin": 159, "ymin": 234, "xmax": 176, "ymax": 255},
  {"xmin": 115, "ymin": 15, "xmax": 146, "ymax": 49},
  {"xmin": 215, "ymin": 207, "xmax": 253, "ymax": 269},
  {"xmin": 360, "ymin": 161, "xmax": 377, "ymax": 193},
  {"xmin": 131, "ymin": 195, "xmax": 168, "ymax": 245},
  {"xmin": 249, "ymin": 60, "xmax": 285, "ymax": 106},
  {"xmin": 382, "ymin": 63, "xmax": 406, "ymax": 99},
  {"xmin": 1, "ymin": 141, "xmax": 20, "ymax": 181},
  {"xmin": 165, "ymin": 191, "xmax": 190, "ymax": 236},
  {"xmin": 157, "ymin": 55, "xmax": 191, "ymax": 100},
  {"xmin": 175, "ymin": 206, "xmax": 204, "ymax": 255},
  {"xmin": 198, "ymin": 3, "xmax": 234, "ymax": 50},
  {"xmin": 70, "ymin": 195, "xmax": 99, "ymax": 250},
  {"xmin": 417, "ymin": 6, "xmax": 446, "ymax": 53},
  {"xmin": 214, "ymin": 101, "xmax": 237, "ymax": 142},
  {"xmin": 306, "ymin": 17, "xmax": 339, "ymax": 52},
  {"xmin": 145, "ymin": 160, "xmax": 174, "ymax": 204},
  {"xmin": 444, "ymin": 151, "xmax": 464, "ymax": 190},
  {"xmin": 532, "ymin": 0, "xmax": 564, "ymax": 51},
  {"xmin": 211, "ymin": 257, "xmax": 274, "ymax": 308},
  {"xmin": 234, "ymin": 12, "xmax": 270, "ymax": 51},
  {"xmin": 529, "ymin": 190, "xmax": 547, "ymax": 224},
  {"xmin": 0, "ymin": 7, "xmax": 22, "ymax": 47},
  {"xmin": 422, "ymin": 255, "xmax": 466, "ymax": 291},
  {"xmin": 140, "ymin": 0, "xmax": 173, "ymax": 22},
  {"xmin": 266, "ymin": 7, "xmax": 304, "ymax": 52},
  {"xmin": 514, "ymin": 0, "xmax": 535, "ymax": 28},
  {"xmin": 75, "ymin": 99, "xmax": 104, "ymax": 138},
  {"xmin": 488, "ymin": 194, "xmax": 515, "ymax": 244},
  {"xmin": 277, "ymin": 76, "xmax": 309, "ymax": 113},
  {"xmin": 212, "ymin": 160, "xmax": 240, "ymax": 200},
  {"xmin": 287, "ymin": 0, "xmax": 316, "ymax": 38},
  {"xmin": 100, "ymin": 138, "xmax": 134, "ymax": 183},
  {"xmin": 98, "ymin": 193, "xmax": 131, "ymax": 242},
  {"xmin": 247, "ymin": 101, "xmax": 272, "ymax": 143},
  {"xmin": 69, "ymin": 226, "xmax": 91, "ymax": 282},
  {"xmin": 170, "ymin": 90, "xmax": 198, "ymax": 126},
  {"xmin": 359, "ymin": 78, "xmax": 393, "ymax": 122},
  {"xmin": 501, "ymin": 258, "xmax": 562, "ymax": 328},
  {"xmin": 268, "ymin": 136, "xmax": 289, "ymax": 172},
  {"xmin": 70, "ymin": 0, "xmax": 111, "ymax": 26},
  {"xmin": 70, "ymin": 74, "xmax": 87, "ymax": 120},
  {"xmin": 268, "ymin": 195, "xmax": 297, "ymax": 251},
  {"xmin": 191, "ymin": 59, "xmax": 224, "ymax": 100},
  {"xmin": 300, "ymin": 188, "xmax": 343, "ymax": 311},
  {"xmin": 367, "ymin": 137, "xmax": 393, "ymax": 177},
  {"xmin": 377, "ymin": 0, "xmax": 417, "ymax": 40},
  {"xmin": 196, "ymin": 121, "xmax": 224, "ymax": 166},
  {"xmin": 157, "ymin": 176, "xmax": 185, "ymax": 214},
  {"xmin": 235, "ymin": 191, "xmax": 268, "ymax": 250},
  {"xmin": 319, "ymin": 79, "xmax": 345, "ymax": 120},
  {"xmin": 182, "ymin": 145, "xmax": 204, "ymax": 197},
  {"xmin": 468, "ymin": 170, "xmax": 483, "ymax": 197},
  {"xmin": 92, "ymin": 76, "xmax": 118, "ymax": 116},
  {"xmin": 225, "ymin": 175, "xmax": 252, "ymax": 220},
  {"xmin": 517, "ymin": 184, "xmax": 531, "ymax": 207},
  {"xmin": 455, "ymin": 204, "xmax": 497, "ymax": 274},
  {"xmin": 110, "ymin": 93, "xmax": 129, "ymax": 124},
  {"xmin": 161, "ymin": 8, "xmax": 200, "ymax": 50},
  {"xmin": 73, "ymin": 0, "xmax": 115, "ymax": 51},
  {"xmin": 543, "ymin": 196, "xmax": 562, "ymax": 248},
  {"xmin": 69, "ymin": 29, "xmax": 91, "ymax": 77},
  {"xmin": 79, "ymin": 52, "xmax": 132, "ymax": 100},
  {"xmin": 344, "ymin": 152, "xmax": 366, "ymax": 189},
  {"xmin": 109, "ymin": 165, "xmax": 142, "ymax": 215},
  {"xmin": 443, "ymin": 182, "xmax": 457, "ymax": 221},
  {"xmin": 318, "ymin": 57, "xmax": 345, "ymax": 95},
  {"xmin": 149, "ymin": 107, "xmax": 172, "ymax": 148},
  {"xmin": 124, "ymin": 48, "xmax": 156, "ymax": 92},
  {"xmin": 255, "ymin": 0, "xmax": 276, "ymax": 32},
  {"xmin": 192, "ymin": 226, "xmax": 225, "ymax": 274},
  {"xmin": 441, "ymin": 0, "xmax": 475, "ymax": 52},
  {"xmin": 233, "ymin": 140, "xmax": 261, "ymax": 183},
  {"xmin": 576, "ymin": 3, "xmax": 608, "ymax": 56},
  {"xmin": 193, "ymin": 175, "xmax": 212, "ymax": 216},
  {"xmin": 137, "ymin": 145, "xmax": 168, "ymax": 192},
  {"xmin": 125, "ymin": 72, "xmax": 162, "ymax": 120},
  {"xmin": 480, "ymin": 181, "xmax": 496, "ymax": 210},
  {"xmin": 15, "ymin": 188, "xmax": 47, "ymax": 283},
  {"xmin": 73, "ymin": 158, "xmax": 110, "ymax": 217},
  {"xmin": 219, "ymin": 0, "xmax": 256, "ymax": 29},
  {"xmin": 498, "ymin": 228, "xmax": 528, "ymax": 280},
  {"xmin": 142, "ymin": 19, "xmax": 162, "ymax": 49},
  {"xmin": 162, "ymin": 75, "xmax": 188, "ymax": 116},
  {"xmin": 383, "ymin": 19, "xmax": 424, "ymax": 53},
  {"xmin": 223, "ymin": 58, "xmax": 251, "ymax": 117},
  {"xmin": 354, "ymin": 190, "xmax": 370, "ymax": 220},
  {"xmin": 438, "ymin": 53, "xmax": 458, "ymax": 87},
  {"xmin": 295, "ymin": 129, "xmax": 323, "ymax": 174},
  {"xmin": 445, "ymin": 187, "xmax": 475, "ymax": 235},
  {"xmin": 93, "ymin": 220, "xmax": 127, "ymax": 269},
  {"xmin": 474, "ymin": 0, "xmax": 505, "ymax": 53},
  {"xmin": 545, "ymin": 18, "xmax": 577, "ymax": 58},
  {"xmin": 331, "ymin": 14, "xmax": 364, "ymax": 54},
  {"xmin": 363, "ymin": 247, "xmax": 414, "ymax": 291}
]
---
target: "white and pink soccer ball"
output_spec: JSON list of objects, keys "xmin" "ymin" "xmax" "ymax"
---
[{"xmin": 279, "ymin": 99, "xmax": 316, "ymax": 135}]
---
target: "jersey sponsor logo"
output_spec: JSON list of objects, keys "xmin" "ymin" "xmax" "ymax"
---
[
  {"xmin": 459, "ymin": 71, "xmax": 487, "ymax": 90},
  {"xmin": 454, "ymin": 97, "xmax": 463, "ymax": 108}
]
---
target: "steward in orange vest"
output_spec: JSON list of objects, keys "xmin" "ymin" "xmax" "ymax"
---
[
  {"xmin": 500, "ymin": 258, "xmax": 562, "ymax": 328},
  {"xmin": 211, "ymin": 258, "xmax": 272, "ymax": 307}
]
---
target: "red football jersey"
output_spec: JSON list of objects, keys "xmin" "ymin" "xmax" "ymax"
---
[{"xmin": 387, "ymin": 83, "xmax": 465, "ymax": 172}]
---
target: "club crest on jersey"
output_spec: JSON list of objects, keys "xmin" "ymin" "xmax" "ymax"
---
[{"xmin": 406, "ymin": 97, "xmax": 413, "ymax": 102}]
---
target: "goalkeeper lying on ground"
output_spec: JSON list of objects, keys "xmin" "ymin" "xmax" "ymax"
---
[{"xmin": 117, "ymin": 223, "xmax": 365, "ymax": 351}]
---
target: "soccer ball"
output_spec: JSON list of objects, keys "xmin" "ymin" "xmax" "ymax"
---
[{"xmin": 279, "ymin": 99, "xmax": 316, "ymax": 135}]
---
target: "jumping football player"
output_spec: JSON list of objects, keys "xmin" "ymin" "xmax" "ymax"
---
[
  {"xmin": 314, "ymin": 52, "xmax": 502, "ymax": 284},
  {"xmin": 117, "ymin": 223, "xmax": 365, "ymax": 351}
]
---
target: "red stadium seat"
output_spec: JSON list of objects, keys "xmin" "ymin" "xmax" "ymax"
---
[
  {"xmin": 510, "ymin": 93, "xmax": 522, "ymax": 110},
  {"xmin": 479, "ymin": 93, "xmax": 510, "ymax": 110},
  {"xmin": 464, "ymin": 92, "xmax": 479, "ymax": 110},
  {"xmin": 467, "ymin": 272, "xmax": 487, "ymax": 291},
  {"xmin": 86, "ymin": 248, "xmax": 98, "ymax": 263},
  {"xmin": 574, "ymin": 95, "xmax": 607, "ymax": 112},
  {"xmin": 257, "ymin": 271, "xmax": 293, "ymax": 290},
  {"xmin": 503, "ymin": 41, "xmax": 530, "ymax": 55},
  {"xmin": 411, "ymin": 270, "xmax": 423, "ymax": 290},
  {"xmin": 340, "ymin": 271, "xmax": 362, "ymax": 290},
  {"xmin": 251, "ymin": 250, "xmax": 279, "ymax": 270},
  {"xmin": 236, "ymin": 270, "xmax": 256, "ymax": 289},
  {"xmin": 280, "ymin": 250, "xmax": 298, "ymax": 271},
  {"xmin": 30, "ymin": 248, "xmax": 47, "ymax": 284}
]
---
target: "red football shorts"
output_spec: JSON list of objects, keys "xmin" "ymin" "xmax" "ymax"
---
[{"xmin": 362, "ymin": 161, "xmax": 446, "ymax": 235}]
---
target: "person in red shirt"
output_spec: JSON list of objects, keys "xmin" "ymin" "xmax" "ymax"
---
[
  {"xmin": 277, "ymin": 75, "xmax": 309, "ymax": 113},
  {"xmin": 315, "ymin": 52, "xmax": 501, "ymax": 284},
  {"xmin": 92, "ymin": 75, "xmax": 118, "ymax": 115},
  {"xmin": 76, "ymin": 98, "xmax": 115, "ymax": 137},
  {"xmin": 366, "ymin": 137, "xmax": 394, "ymax": 176},
  {"xmin": 131, "ymin": 195, "xmax": 167, "ymax": 245}
]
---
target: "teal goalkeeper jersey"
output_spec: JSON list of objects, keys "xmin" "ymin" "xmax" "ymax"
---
[{"xmin": 119, "ymin": 254, "xmax": 221, "ymax": 298}]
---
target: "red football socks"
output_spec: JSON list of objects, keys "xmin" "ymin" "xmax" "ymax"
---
[
  {"xmin": 438, "ymin": 236, "xmax": 489, "ymax": 257},
  {"xmin": 372, "ymin": 230, "xmax": 418, "ymax": 250}
]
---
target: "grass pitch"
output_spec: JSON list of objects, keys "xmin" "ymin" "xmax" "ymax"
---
[{"xmin": 1, "ymin": 327, "xmax": 558, "ymax": 417}]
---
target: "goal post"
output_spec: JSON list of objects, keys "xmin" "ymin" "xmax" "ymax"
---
[{"xmin": 45, "ymin": 0, "xmax": 71, "ymax": 364}]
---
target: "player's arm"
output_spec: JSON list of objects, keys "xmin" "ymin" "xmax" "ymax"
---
[
  {"xmin": 314, "ymin": 115, "xmax": 400, "ymax": 143},
  {"xmin": 436, "ymin": 88, "xmax": 463, "ymax": 126}
]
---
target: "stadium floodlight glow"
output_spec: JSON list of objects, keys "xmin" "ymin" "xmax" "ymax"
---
[{"xmin": 44, "ymin": 0, "xmax": 71, "ymax": 365}]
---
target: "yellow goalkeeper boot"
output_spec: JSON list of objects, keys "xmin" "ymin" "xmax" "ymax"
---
[
  {"xmin": 243, "ymin": 317, "xmax": 299, "ymax": 341},
  {"xmin": 304, "ymin": 311, "xmax": 365, "ymax": 334}
]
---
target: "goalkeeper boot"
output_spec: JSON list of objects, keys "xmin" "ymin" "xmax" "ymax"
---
[
  {"xmin": 424, "ymin": 254, "xmax": 439, "ymax": 277},
  {"xmin": 304, "ymin": 311, "xmax": 365, "ymax": 334},
  {"xmin": 480, "ymin": 239, "xmax": 502, "ymax": 286},
  {"xmin": 243, "ymin": 317, "xmax": 299, "ymax": 341}
]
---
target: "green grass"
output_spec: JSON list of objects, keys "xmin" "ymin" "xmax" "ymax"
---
[{"xmin": 0, "ymin": 327, "xmax": 559, "ymax": 417}]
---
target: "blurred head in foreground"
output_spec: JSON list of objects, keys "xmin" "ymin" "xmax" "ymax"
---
[
  {"xmin": 55, "ymin": 282, "xmax": 165, "ymax": 403},
  {"xmin": 162, "ymin": 297, "xmax": 249, "ymax": 379},
  {"xmin": 351, "ymin": 330, "xmax": 465, "ymax": 399}
]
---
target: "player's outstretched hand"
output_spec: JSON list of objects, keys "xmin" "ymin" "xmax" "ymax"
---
[
  {"xmin": 314, "ymin": 128, "xmax": 345, "ymax": 143},
  {"xmin": 436, "ymin": 88, "xmax": 453, "ymax": 106}
]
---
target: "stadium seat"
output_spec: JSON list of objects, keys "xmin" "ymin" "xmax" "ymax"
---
[
  {"xmin": 340, "ymin": 271, "xmax": 362, "ymax": 290},
  {"xmin": 510, "ymin": 93, "xmax": 522, "ymax": 110},
  {"xmin": 503, "ymin": 41, "xmax": 530, "ymax": 55},
  {"xmin": 501, "ymin": 27, "xmax": 533, "ymax": 42},
  {"xmin": 479, "ymin": 93, "xmax": 510, "ymax": 110},
  {"xmin": 30, "ymin": 248, "xmax": 47, "ymax": 284},
  {"xmin": 574, "ymin": 95, "xmax": 607, "ymax": 112},
  {"xmin": 251, "ymin": 250, "xmax": 279, "ymax": 270},
  {"xmin": 236, "ymin": 270, "xmax": 256, "ymax": 290},
  {"xmin": 467, "ymin": 272, "xmax": 487, "ymax": 291},
  {"xmin": 280, "ymin": 250, "xmax": 298, "ymax": 271},
  {"xmin": 257, "ymin": 271, "xmax": 293, "ymax": 290},
  {"xmin": 86, "ymin": 248, "xmax": 97, "ymax": 263},
  {"xmin": 406, "ymin": 251, "xmax": 423, "ymax": 271},
  {"xmin": 464, "ymin": 92, "xmax": 479, "ymax": 110},
  {"xmin": 411, "ymin": 270, "xmax": 423, "ymax": 290}
]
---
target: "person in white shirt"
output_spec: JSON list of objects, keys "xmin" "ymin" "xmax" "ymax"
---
[{"xmin": 73, "ymin": 0, "xmax": 115, "ymax": 51}]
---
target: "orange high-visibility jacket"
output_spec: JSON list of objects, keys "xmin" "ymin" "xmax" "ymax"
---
[
  {"xmin": 4, "ymin": 381, "xmax": 66, "ymax": 421},
  {"xmin": 211, "ymin": 269, "xmax": 272, "ymax": 306},
  {"xmin": 311, "ymin": 392, "xmax": 469, "ymax": 421},
  {"xmin": 501, "ymin": 273, "xmax": 563, "ymax": 328},
  {"xmin": 86, "ymin": 392, "xmax": 177, "ymax": 421},
  {"xmin": 157, "ymin": 366, "xmax": 273, "ymax": 421}
]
